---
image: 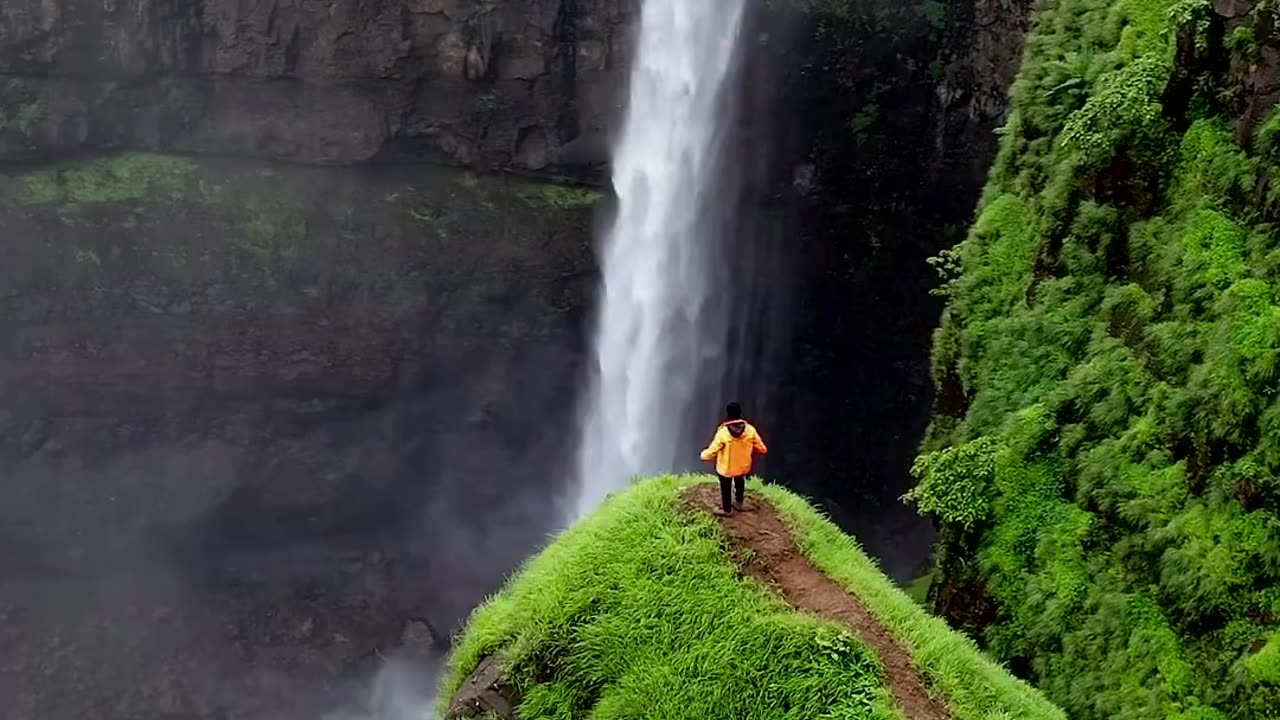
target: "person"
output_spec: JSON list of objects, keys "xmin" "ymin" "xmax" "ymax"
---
[{"xmin": 699, "ymin": 402, "xmax": 768, "ymax": 514}]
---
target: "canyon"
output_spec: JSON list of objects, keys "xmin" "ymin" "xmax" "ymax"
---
[{"xmin": 0, "ymin": 1, "xmax": 1029, "ymax": 717}]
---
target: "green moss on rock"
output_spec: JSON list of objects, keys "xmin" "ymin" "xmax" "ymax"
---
[
  {"xmin": 19, "ymin": 153, "xmax": 195, "ymax": 205},
  {"xmin": 519, "ymin": 183, "xmax": 602, "ymax": 210},
  {"xmin": 16, "ymin": 102, "xmax": 44, "ymax": 135}
]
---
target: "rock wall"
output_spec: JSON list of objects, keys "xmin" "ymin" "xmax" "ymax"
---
[
  {"xmin": 0, "ymin": 3, "xmax": 631, "ymax": 717},
  {"xmin": 0, "ymin": 0, "xmax": 633, "ymax": 173},
  {"xmin": 758, "ymin": 0, "xmax": 1032, "ymax": 579},
  {"xmin": 0, "ymin": 155, "xmax": 600, "ymax": 719},
  {"xmin": 931, "ymin": 0, "xmax": 1033, "ymax": 203}
]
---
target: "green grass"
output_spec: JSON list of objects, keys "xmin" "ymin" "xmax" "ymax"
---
[
  {"xmin": 19, "ymin": 153, "xmax": 195, "ymax": 205},
  {"xmin": 1247, "ymin": 632, "xmax": 1280, "ymax": 684},
  {"xmin": 520, "ymin": 183, "xmax": 602, "ymax": 210},
  {"xmin": 903, "ymin": 572, "xmax": 934, "ymax": 607},
  {"xmin": 761, "ymin": 484, "xmax": 1066, "ymax": 720},
  {"xmin": 440, "ymin": 475, "xmax": 1063, "ymax": 720}
]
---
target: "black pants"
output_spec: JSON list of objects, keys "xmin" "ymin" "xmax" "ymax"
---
[{"xmin": 718, "ymin": 475, "xmax": 746, "ymax": 512}]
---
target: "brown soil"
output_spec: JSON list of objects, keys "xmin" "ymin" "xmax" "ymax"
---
[{"xmin": 684, "ymin": 484, "xmax": 953, "ymax": 720}]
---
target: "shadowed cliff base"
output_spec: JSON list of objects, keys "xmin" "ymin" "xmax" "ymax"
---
[{"xmin": 0, "ymin": 155, "xmax": 596, "ymax": 720}]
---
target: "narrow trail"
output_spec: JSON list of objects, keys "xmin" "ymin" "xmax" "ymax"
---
[{"xmin": 684, "ymin": 485, "xmax": 953, "ymax": 720}]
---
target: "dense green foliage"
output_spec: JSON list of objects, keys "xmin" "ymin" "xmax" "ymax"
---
[
  {"xmin": 905, "ymin": 437, "xmax": 1000, "ymax": 529},
  {"xmin": 915, "ymin": 0, "xmax": 1280, "ymax": 717},
  {"xmin": 440, "ymin": 476, "xmax": 1062, "ymax": 720}
]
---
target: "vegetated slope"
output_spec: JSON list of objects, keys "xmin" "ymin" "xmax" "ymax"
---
[
  {"xmin": 685, "ymin": 484, "xmax": 951, "ymax": 720},
  {"xmin": 438, "ymin": 476, "xmax": 1063, "ymax": 720},
  {"xmin": 911, "ymin": 0, "xmax": 1280, "ymax": 717}
]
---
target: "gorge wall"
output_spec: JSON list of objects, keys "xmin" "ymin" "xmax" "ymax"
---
[
  {"xmin": 0, "ymin": 1, "xmax": 1033, "ymax": 718},
  {"xmin": 764, "ymin": 0, "xmax": 1031, "ymax": 575},
  {"xmin": 0, "ymin": 156, "xmax": 598, "ymax": 719},
  {"xmin": 1, "ymin": 3, "xmax": 627, "ymax": 718},
  {"xmin": 0, "ymin": 0, "xmax": 631, "ymax": 174}
]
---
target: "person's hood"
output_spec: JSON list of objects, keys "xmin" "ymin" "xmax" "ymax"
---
[{"xmin": 724, "ymin": 419, "xmax": 748, "ymax": 438}]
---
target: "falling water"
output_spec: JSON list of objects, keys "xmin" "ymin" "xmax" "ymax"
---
[{"xmin": 571, "ymin": 0, "xmax": 751, "ymax": 521}]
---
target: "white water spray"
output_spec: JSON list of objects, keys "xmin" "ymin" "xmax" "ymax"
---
[
  {"xmin": 572, "ymin": 0, "xmax": 749, "ymax": 520},
  {"xmin": 321, "ymin": 655, "xmax": 441, "ymax": 720}
]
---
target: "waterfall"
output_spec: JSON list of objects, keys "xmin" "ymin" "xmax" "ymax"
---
[{"xmin": 570, "ymin": 0, "xmax": 752, "ymax": 521}]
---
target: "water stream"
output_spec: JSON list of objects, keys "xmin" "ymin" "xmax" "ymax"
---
[{"xmin": 570, "ymin": 0, "xmax": 752, "ymax": 521}]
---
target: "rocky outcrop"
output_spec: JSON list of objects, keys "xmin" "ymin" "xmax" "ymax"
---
[
  {"xmin": 0, "ymin": 155, "xmax": 598, "ymax": 720},
  {"xmin": 0, "ymin": 0, "xmax": 635, "ymax": 174},
  {"xmin": 932, "ymin": 0, "xmax": 1034, "ymax": 201},
  {"xmin": 445, "ymin": 656, "xmax": 519, "ymax": 720}
]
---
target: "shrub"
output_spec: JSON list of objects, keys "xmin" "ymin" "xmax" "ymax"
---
[{"xmin": 906, "ymin": 436, "xmax": 1001, "ymax": 530}]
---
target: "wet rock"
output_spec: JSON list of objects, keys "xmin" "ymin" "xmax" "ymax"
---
[
  {"xmin": 514, "ymin": 126, "xmax": 552, "ymax": 169},
  {"xmin": 399, "ymin": 618, "xmax": 441, "ymax": 661},
  {"xmin": 933, "ymin": 0, "xmax": 1035, "ymax": 194},
  {"xmin": 18, "ymin": 420, "xmax": 48, "ymax": 456},
  {"xmin": 445, "ymin": 656, "xmax": 519, "ymax": 720},
  {"xmin": 0, "ymin": 0, "xmax": 639, "ymax": 176},
  {"xmin": 0, "ymin": 157, "xmax": 597, "ymax": 720},
  {"xmin": 294, "ymin": 617, "xmax": 316, "ymax": 642},
  {"xmin": 1216, "ymin": 0, "xmax": 1253, "ymax": 18}
]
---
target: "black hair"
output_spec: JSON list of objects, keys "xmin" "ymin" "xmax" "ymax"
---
[{"xmin": 726, "ymin": 402, "xmax": 743, "ymax": 420}]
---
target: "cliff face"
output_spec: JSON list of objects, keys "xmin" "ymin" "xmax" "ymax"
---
[
  {"xmin": 0, "ymin": 0, "xmax": 631, "ymax": 173},
  {"xmin": 933, "ymin": 0, "xmax": 1033, "ymax": 198},
  {"xmin": 761, "ymin": 0, "xmax": 1032, "ymax": 578},
  {"xmin": 0, "ymin": 4, "xmax": 627, "ymax": 718},
  {"xmin": 0, "ymin": 154, "xmax": 600, "ymax": 720}
]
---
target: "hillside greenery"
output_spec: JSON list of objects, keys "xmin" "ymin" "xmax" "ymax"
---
[
  {"xmin": 440, "ymin": 476, "xmax": 1063, "ymax": 720},
  {"xmin": 912, "ymin": 0, "xmax": 1280, "ymax": 717}
]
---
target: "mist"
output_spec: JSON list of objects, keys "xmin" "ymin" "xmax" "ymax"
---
[{"xmin": 322, "ymin": 656, "xmax": 442, "ymax": 720}]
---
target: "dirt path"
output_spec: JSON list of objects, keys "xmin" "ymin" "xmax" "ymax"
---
[{"xmin": 684, "ymin": 485, "xmax": 952, "ymax": 720}]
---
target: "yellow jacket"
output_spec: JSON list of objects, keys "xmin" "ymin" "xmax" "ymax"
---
[{"xmin": 700, "ymin": 420, "xmax": 767, "ymax": 478}]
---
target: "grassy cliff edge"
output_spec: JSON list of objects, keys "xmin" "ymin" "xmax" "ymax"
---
[{"xmin": 438, "ymin": 476, "xmax": 1062, "ymax": 720}]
